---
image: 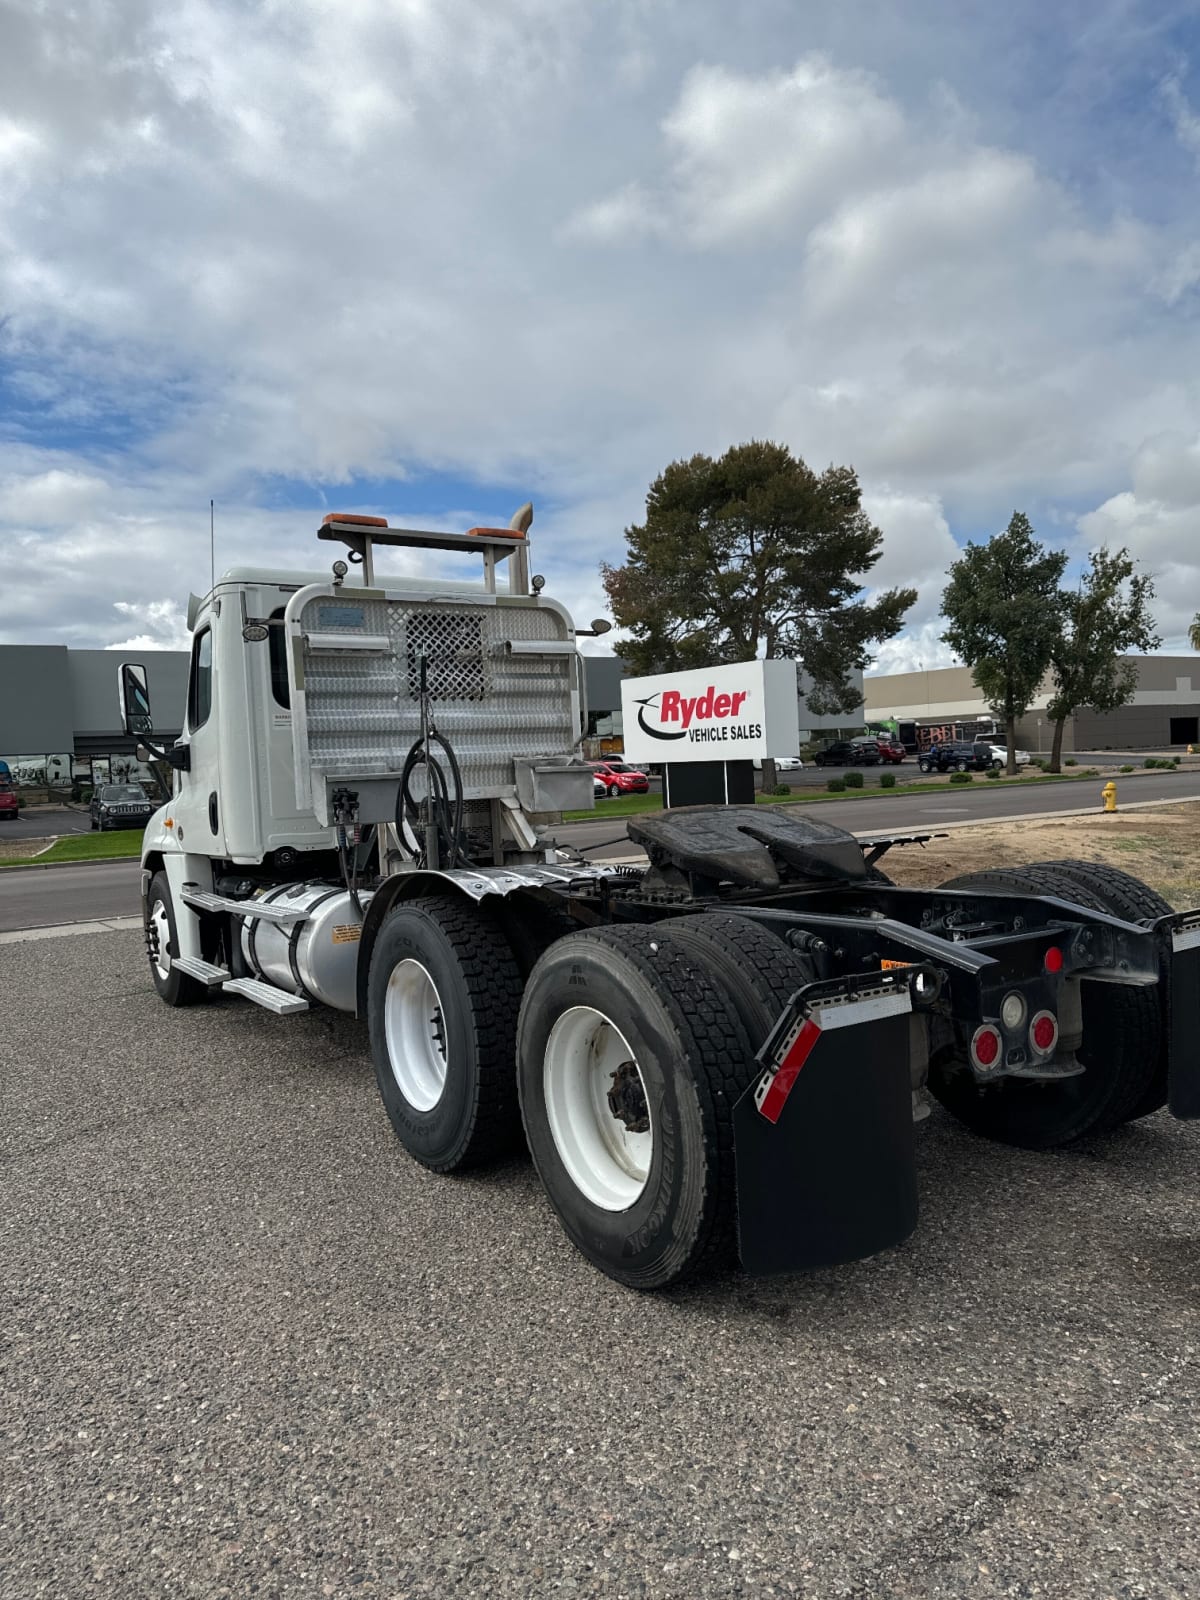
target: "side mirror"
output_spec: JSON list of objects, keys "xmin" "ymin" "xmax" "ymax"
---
[{"xmin": 118, "ymin": 662, "xmax": 153, "ymax": 735}]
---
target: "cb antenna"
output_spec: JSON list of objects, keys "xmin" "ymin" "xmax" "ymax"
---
[{"xmin": 210, "ymin": 498, "xmax": 215, "ymax": 592}]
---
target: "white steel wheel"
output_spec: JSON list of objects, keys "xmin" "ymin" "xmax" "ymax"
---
[
  {"xmin": 384, "ymin": 958, "xmax": 449, "ymax": 1112},
  {"xmin": 543, "ymin": 1006, "xmax": 653, "ymax": 1211},
  {"xmin": 149, "ymin": 897, "xmax": 172, "ymax": 980}
]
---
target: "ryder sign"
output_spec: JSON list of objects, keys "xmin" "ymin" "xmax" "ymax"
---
[{"xmin": 620, "ymin": 660, "xmax": 800, "ymax": 765}]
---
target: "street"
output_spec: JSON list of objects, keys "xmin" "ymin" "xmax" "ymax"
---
[{"xmin": 2, "ymin": 927, "xmax": 1198, "ymax": 1599}]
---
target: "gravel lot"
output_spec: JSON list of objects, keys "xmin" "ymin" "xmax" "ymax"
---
[{"xmin": 3, "ymin": 929, "xmax": 1199, "ymax": 1599}]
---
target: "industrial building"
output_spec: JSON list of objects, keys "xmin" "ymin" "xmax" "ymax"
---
[
  {"xmin": 1, "ymin": 642, "xmax": 862, "ymax": 785},
  {"xmin": 865, "ymin": 656, "xmax": 1200, "ymax": 753}
]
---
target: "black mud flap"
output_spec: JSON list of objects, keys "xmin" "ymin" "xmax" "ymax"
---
[
  {"xmin": 1163, "ymin": 912, "xmax": 1200, "ymax": 1118},
  {"xmin": 734, "ymin": 973, "xmax": 920, "ymax": 1275}
]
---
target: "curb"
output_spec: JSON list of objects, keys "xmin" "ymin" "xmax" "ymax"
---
[{"xmin": 0, "ymin": 853, "xmax": 142, "ymax": 873}]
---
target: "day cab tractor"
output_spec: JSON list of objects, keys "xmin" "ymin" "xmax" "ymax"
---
[{"xmin": 123, "ymin": 509, "xmax": 1200, "ymax": 1290}]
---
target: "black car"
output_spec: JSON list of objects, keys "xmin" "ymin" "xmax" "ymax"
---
[
  {"xmin": 813, "ymin": 739, "xmax": 882, "ymax": 768},
  {"xmin": 90, "ymin": 783, "xmax": 155, "ymax": 831},
  {"xmin": 917, "ymin": 741, "xmax": 989, "ymax": 774}
]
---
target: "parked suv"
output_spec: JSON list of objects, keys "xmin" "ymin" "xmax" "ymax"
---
[
  {"xmin": 918, "ymin": 741, "xmax": 990, "ymax": 774},
  {"xmin": 590, "ymin": 760, "xmax": 649, "ymax": 797},
  {"xmin": 90, "ymin": 783, "xmax": 155, "ymax": 830},
  {"xmin": 813, "ymin": 739, "xmax": 882, "ymax": 768},
  {"xmin": 874, "ymin": 738, "xmax": 906, "ymax": 765},
  {"xmin": 0, "ymin": 783, "xmax": 18, "ymax": 822}
]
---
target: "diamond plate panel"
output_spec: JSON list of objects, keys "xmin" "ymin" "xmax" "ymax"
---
[{"xmin": 298, "ymin": 594, "xmax": 577, "ymax": 797}]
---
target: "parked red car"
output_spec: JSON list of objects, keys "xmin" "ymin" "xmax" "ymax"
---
[
  {"xmin": 590, "ymin": 760, "xmax": 649, "ymax": 797},
  {"xmin": 875, "ymin": 738, "xmax": 906, "ymax": 764},
  {"xmin": 0, "ymin": 784, "xmax": 18, "ymax": 821}
]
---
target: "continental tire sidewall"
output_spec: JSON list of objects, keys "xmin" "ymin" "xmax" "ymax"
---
[{"xmin": 518, "ymin": 943, "xmax": 719, "ymax": 1289}]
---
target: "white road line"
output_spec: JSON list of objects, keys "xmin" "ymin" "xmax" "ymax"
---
[{"xmin": 0, "ymin": 915, "xmax": 143, "ymax": 946}]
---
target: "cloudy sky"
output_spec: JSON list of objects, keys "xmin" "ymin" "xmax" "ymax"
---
[{"xmin": 2, "ymin": 0, "xmax": 1199, "ymax": 671}]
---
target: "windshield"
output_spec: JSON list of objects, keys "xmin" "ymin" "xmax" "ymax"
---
[
  {"xmin": 102, "ymin": 785, "xmax": 146, "ymax": 801},
  {"xmin": 600, "ymin": 762, "xmax": 635, "ymax": 772}
]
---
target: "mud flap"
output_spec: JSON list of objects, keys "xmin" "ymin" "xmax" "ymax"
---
[
  {"xmin": 733, "ymin": 976, "xmax": 920, "ymax": 1275},
  {"xmin": 1166, "ymin": 916, "xmax": 1200, "ymax": 1118}
]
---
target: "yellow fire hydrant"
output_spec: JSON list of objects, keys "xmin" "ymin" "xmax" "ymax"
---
[{"xmin": 1102, "ymin": 780, "xmax": 1118, "ymax": 813}]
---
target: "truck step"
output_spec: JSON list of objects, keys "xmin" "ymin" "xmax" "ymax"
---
[
  {"xmin": 180, "ymin": 887, "xmax": 311, "ymax": 925},
  {"xmin": 223, "ymin": 977, "xmax": 310, "ymax": 1015},
  {"xmin": 172, "ymin": 955, "xmax": 231, "ymax": 986}
]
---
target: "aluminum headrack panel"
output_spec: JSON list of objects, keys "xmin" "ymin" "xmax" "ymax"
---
[{"xmin": 293, "ymin": 590, "xmax": 578, "ymax": 800}]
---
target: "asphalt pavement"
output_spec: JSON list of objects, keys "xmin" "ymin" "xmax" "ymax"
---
[
  {"xmin": 0, "ymin": 805, "xmax": 93, "ymax": 841},
  {"xmin": 2, "ymin": 927, "xmax": 1198, "ymax": 1598}
]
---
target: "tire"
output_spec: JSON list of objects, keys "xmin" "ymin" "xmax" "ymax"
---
[
  {"xmin": 516, "ymin": 925, "xmax": 754, "ymax": 1289},
  {"xmin": 368, "ymin": 895, "xmax": 523, "ymax": 1172},
  {"xmin": 929, "ymin": 864, "xmax": 1161, "ymax": 1147},
  {"xmin": 145, "ymin": 870, "xmax": 209, "ymax": 1007},
  {"xmin": 608, "ymin": 784, "xmax": 620, "ymax": 798},
  {"xmin": 919, "ymin": 760, "xmax": 931, "ymax": 774},
  {"xmin": 658, "ymin": 912, "xmax": 816, "ymax": 1050},
  {"xmin": 90, "ymin": 815, "xmax": 98, "ymax": 830},
  {"xmin": 1031, "ymin": 860, "xmax": 1172, "ymax": 1122},
  {"xmin": 955, "ymin": 759, "xmax": 968, "ymax": 772},
  {"xmin": 992, "ymin": 759, "xmax": 1002, "ymax": 770}
]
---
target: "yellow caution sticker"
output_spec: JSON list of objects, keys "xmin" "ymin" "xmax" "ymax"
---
[{"xmin": 332, "ymin": 924, "xmax": 362, "ymax": 944}]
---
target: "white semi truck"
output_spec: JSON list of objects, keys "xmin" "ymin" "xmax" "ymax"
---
[{"xmin": 124, "ymin": 510, "xmax": 1200, "ymax": 1289}]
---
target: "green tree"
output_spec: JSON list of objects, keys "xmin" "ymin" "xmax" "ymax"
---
[
  {"xmin": 1044, "ymin": 548, "xmax": 1159, "ymax": 773},
  {"xmin": 601, "ymin": 441, "xmax": 917, "ymax": 715},
  {"xmin": 941, "ymin": 512, "xmax": 1067, "ymax": 774},
  {"xmin": 1190, "ymin": 613, "xmax": 1200, "ymax": 650}
]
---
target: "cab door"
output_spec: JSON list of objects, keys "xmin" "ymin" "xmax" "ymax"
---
[{"xmin": 178, "ymin": 621, "xmax": 227, "ymax": 852}]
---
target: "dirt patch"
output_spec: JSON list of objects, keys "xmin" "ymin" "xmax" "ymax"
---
[
  {"xmin": 0, "ymin": 835, "xmax": 55, "ymax": 861},
  {"xmin": 880, "ymin": 800, "xmax": 1200, "ymax": 909}
]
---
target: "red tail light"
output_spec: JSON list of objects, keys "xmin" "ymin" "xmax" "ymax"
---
[
  {"xmin": 1029, "ymin": 1010, "xmax": 1058, "ymax": 1055},
  {"xmin": 970, "ymin": 1024, "xmax": 1002, "ymax": 1070},
  {"xmin": 1044, "ymin": 946, "xmax": 1064, "ymax": 974}
]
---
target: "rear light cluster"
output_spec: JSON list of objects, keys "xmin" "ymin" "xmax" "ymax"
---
[{"xmin": 971, "ymin": 994, "xmax": 1060, "ymax": 1073}]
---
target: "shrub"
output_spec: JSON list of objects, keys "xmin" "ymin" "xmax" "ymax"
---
[
  {"xmin": 844, "ymin": 770, "xmax": 864, "ymax": 788},
  {"xmin": 949, "ymin": 771, "xmax": 973, "ymax": 785},
  {"xmin": 772, "ymin": 783, "xmax": 791, "ymax": 796},
  {"xmin": 879, "ymin": 772, "xmax": 896, "ymax": 789},
  {"xmin": 1173, "ymin": 756, "xmax": 1182, "ymax": 766},
  {"xmin": 1064, "ymin": 757, "xmax": 1077, "ymax": 766},
  {"xmin": 1144, "ymin": 757, "xmax": 1158, "ymax": 768},
  {"xmin": 1119, "ymin": 764, "xmax": 1134, "ymax": 773},
  {"xmin": 826, "ymin": 777, "xmax": 846, "ymax": 793},
  {"xmin": 1083, "ymin": 768, "xmax": 1099, "ymax": 776},
  {"xmin": 986, "ymin": 767, "xmax": 1001, "ymax": 779}
]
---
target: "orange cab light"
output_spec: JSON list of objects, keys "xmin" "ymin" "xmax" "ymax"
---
[
  {"xmin": 466, "ymin": 525, "xmax": 525, "ymax": 539},
  {"xmin": 164, "ymin": 818, "xmax": 174, "ymax": 828},
  {"xmin": 321, "ymin": 513, "xmax": 388, "ymax": 527}
]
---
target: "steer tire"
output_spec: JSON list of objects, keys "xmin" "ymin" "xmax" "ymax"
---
[
  {"xmin": 1031, "ymin": 860, "xmax": 1172, "ymax": 1122},
  {"xmin": 517, "ymin": 925, "xmax": 754, "ymax": 1289},
  {"xmin": 930, "ymin": 864, "xmax": 1160, "ymax": 1147},
  {"xmin": 145, "ymin": 870, "xmax": 209, "ymax": 1008},
  {"xmin": 658, "ymin": 913, "xmax": 816, "ymax": 1050},
  {"xmin": 368, "ymin": 895, "xmax": 523, "ymax": 1172}
]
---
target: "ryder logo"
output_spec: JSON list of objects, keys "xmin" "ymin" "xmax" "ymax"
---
[{"xmin": 634, "ymin": 685, "xmax": 760, "ymax": 744}]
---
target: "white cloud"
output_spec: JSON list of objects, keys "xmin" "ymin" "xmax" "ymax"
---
[
  {"xmin": 106, "ymin": 600, "xmax": 192, "ymax": 652},
  {"xmin": 1, "ymin": 6, "xmax": 1199, "ymax": 678}
]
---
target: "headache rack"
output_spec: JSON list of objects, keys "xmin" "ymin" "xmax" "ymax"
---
[{"xmin": 319, "ymin": 513, "xmax": 531, "ymax": 594}]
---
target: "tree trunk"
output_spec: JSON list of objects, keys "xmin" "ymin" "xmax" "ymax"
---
[
  {"xmin": 1048, "ymin": 716, "xmax": 1067, "ymax": 774},
  {"xmin": 1006, "ymin": 714, "xmax": 1018, "ymax": 776},
  {"xmin": 761, "ymin": 756, "xmax": 778, "ymax": 794}
]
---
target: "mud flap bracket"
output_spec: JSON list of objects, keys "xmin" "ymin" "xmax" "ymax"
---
[
  {"xmin": 1164, "ymin": 914, "xmax": 1200, "ymax": 1118},
  {"xmin": 733, "ymin": 971, "xmax": 926, "ymax": 1275}
]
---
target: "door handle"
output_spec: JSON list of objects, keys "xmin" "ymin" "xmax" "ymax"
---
[{"xmin": 208, "ymin": 791, "xmax": 219, "ymax": 835}]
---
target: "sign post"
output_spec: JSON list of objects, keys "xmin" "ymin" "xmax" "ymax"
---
[{"xmin": 620, "ymin": 660, "xmax": 800, "ymax": 809}]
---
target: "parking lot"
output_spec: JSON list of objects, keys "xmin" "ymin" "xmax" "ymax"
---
[{"xmin": 3, "ymin": 927, "xmax": 1199, "ymax": 1599}]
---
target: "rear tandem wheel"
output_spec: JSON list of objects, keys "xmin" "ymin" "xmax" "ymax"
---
[{"xmin": 929, "ymin": 863, "xmax": 1164, "ymax": 1148}]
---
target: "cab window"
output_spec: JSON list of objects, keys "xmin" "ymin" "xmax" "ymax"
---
[
  {"xmin": 188, "ymin": 627, "xmax": 213, "ymax": 730},
  {"xmin": 268, "ymin": 608, "xmax": 290, "ymax": 709}
]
